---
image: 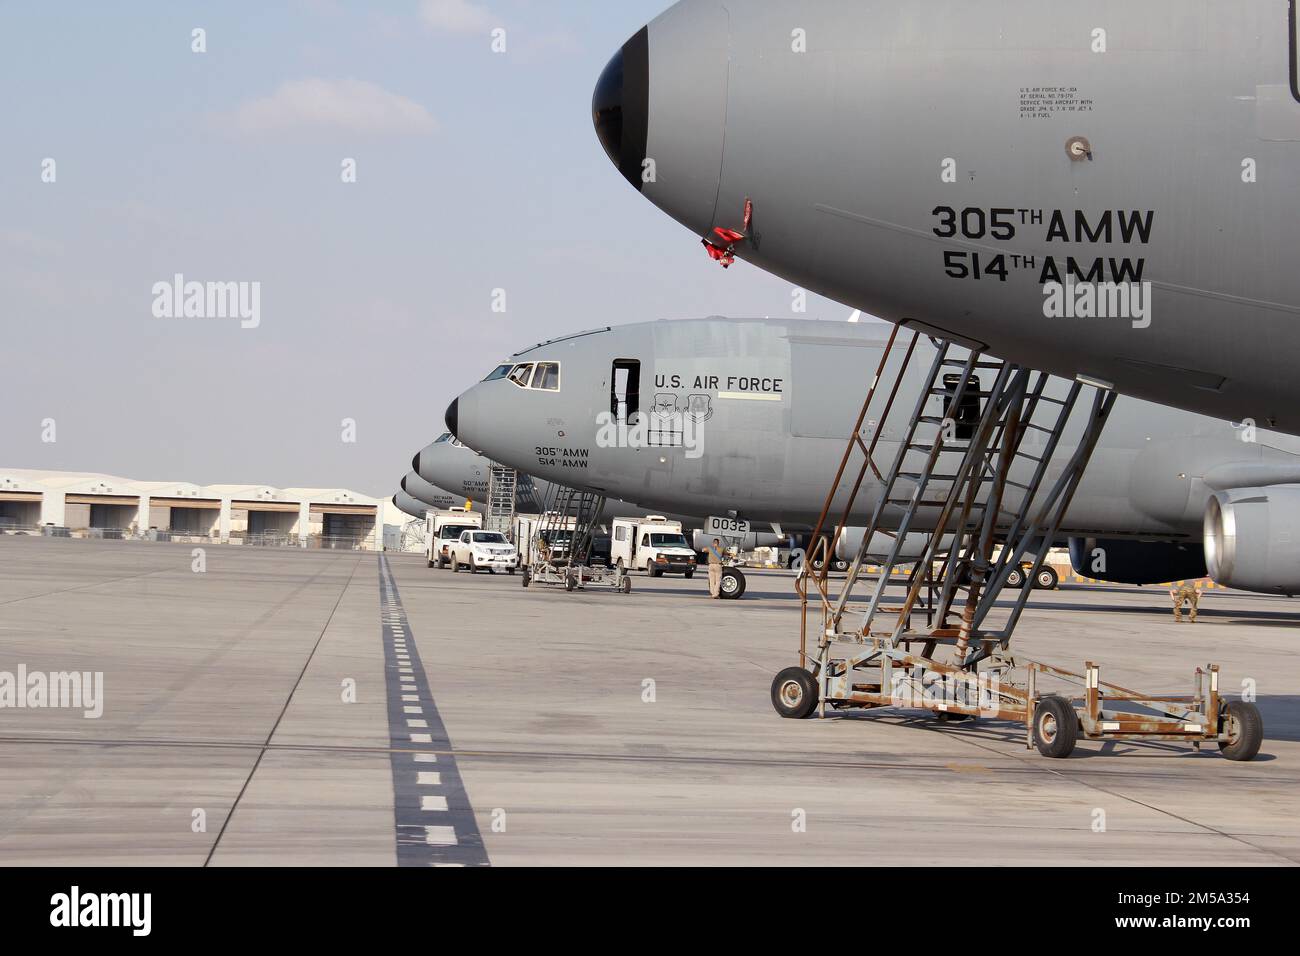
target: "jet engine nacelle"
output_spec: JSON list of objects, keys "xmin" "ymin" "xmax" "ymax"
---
[
  {"xmin": 835, "ymin": 528, "xmax": 950, "ymax": 563},
  {"xmin": 1204, "ymin": 487, "xmax": 1300, "ymax": 596},
  {"xmin": 1068, "ymin": 538, "xmax": 1207, "ymax": 586}
]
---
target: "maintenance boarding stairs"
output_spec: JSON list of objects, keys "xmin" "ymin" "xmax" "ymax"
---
[
  {"xmin": 524, "ymin": 485, "xmax": 629, "ymax": 593},
  {"xmin": 778, "ymin": 329, "xmax": 1260, "ymax": 761}
]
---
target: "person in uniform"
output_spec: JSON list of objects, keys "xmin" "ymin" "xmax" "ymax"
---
[
  {"xmin": 1169, "ymin": 583, "xmax": 1202, "ymax": 623},
  {"xmin": 707, "ymin": 537, "xmax": 725, "ymax": 598}
]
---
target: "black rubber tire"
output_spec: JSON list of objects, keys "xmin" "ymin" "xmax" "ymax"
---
[
  {"xmin": 719, "ymin": 567, "xmax": 746, "ymax": 600},
  {"xmin": 770, "ymin": 667, "xmax": 819, "ymax": 719},
  {"xmin": 1032, "ymin": 696, "xmax": 1079, "ymax": 758},
  {"xmin": 488, "ymin": 568, "xmax": 496, "ymax": 575},
  {"xmin": 565, "ymin": 575, "xmax": 577, "ymax": 592},
  {"xmin": 508, "ymin": 568, "xmax": 515, "ymax": 575},
  {"xmin": 683, "ymin": 570, "xmax": 694, "ymax": 580},
  {"xmin": 621, "ymin": 576, "xmax": 632, "ymax": 594},
  {"xmin": 1006, "ymin": 566, "xmax": 1026, "ymax": 589},
  {"xmin": 427, "ymin": 557, "xmax": 434, "ymax": 569},
  {"xmin": 648, "ymin": 565, "xmax": 661, "ymax": 578},
  {"xmin": 1217, "ymin": 700, "xmax": 1264, "ymax": 761},
  {"xmin": 451, "ymin": 558, "xmax": 460, "ymax": 573},
  {"xmin": 521, "ymin": 569, "xmax": 530, "ymax": 588},
  {"xmin": 1034, "ymin": 566, "xmax": 1059, "ymax": 590}
]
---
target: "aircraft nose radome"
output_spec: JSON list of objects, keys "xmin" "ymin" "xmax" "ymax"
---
[
  {"xmin": 594, "ymin": 5, "xmax": 729, "ymax": 238},
  {"xmin": 592, "ymin": 27, "xmax": 648, "ymax": 191},
  {"xmin": 444, "ymin": 398, "xmax": 459, "ymax": 439}
]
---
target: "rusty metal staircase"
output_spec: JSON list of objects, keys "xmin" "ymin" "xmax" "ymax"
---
[
  {"xmin": 779, "ymin": 329, "xmax": 1260, "ymax": 761},
  {"xmin": 841, "ymin": 349, "xmax": 1108, "ymax": 663},
  {"xmin": 537, "ymin": 485, "xmax": 605, "ymax": 570},
  {"xmin": 524, "ymin": 484, "xmax": 625, "ymax": 592}
]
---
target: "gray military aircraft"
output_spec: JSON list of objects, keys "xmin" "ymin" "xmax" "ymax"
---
[
  {"xmin": 393, "ymin": 486, "xmax": 450, "ymax": 519},
  {"xmin": 593, "ymin": 0, "xmax": 1300, "ymax": 433},
  {"xmin": 412, "ymin": 431, "xmax": 790, "ymax": 558},
  {"xmin": 400, "ymin": 468, "xmax": 468, "ymax": 512},
  {"xmin": 446, "ymin": 317, "xmax": 1300, "ymax": 595},
  {"xmin": 412, "ymin": 434, "xmax": 546, "ymax": 514}
]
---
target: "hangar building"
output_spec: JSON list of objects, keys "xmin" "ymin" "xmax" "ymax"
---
[{"xmin": 0, "ymin": 469, "xmax": 384, "ymax": 550}]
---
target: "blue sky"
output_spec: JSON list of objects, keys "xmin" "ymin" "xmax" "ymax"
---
[{"xmin": 0, "ymin": 0, "xmax": 855, "ymax": 496}]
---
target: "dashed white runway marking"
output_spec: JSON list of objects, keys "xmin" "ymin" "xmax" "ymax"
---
[
  {"xmin": 380, "ymin": 556, "xmax": 488, "ymax": 866},
  {"xmin": 424, "ymin": 826, "xmax": 457, "ymax": 846}
]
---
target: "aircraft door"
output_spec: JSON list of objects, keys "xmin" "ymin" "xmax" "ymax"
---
[
  {"xmin": 611, "ymin": 360, "xmax": 640, "ymax": 423},
  {"xmin": 1292, "ymin": 0, "xmax": 1299, "ymax": 103},
  {"xmin": 941, "ymin": 374, "xmax": 982, "ymax": 441}
]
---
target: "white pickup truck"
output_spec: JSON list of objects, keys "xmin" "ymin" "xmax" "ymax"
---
[
  {"xmin": 449, "ymin": 529, "xmax": 518, "ymax": 574},
  {"xmin": 426, "ymin": 508, "xmax": 484, "ymax": 569}
]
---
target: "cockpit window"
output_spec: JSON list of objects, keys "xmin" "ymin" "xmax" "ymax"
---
[
  {"xmin": 499, "ymin": 361, "xmax": 560, "ymax": 391},
  {"xmin": 434, "ymin": 433, "xmax": 451, "ymax": 444},
  {"xmin": 483, "ymin": 364, "xmax": 512, "ymax": 382},
  {"xmin": 533, "ymin": 362, "xmax": 560, "ymax": 391}
]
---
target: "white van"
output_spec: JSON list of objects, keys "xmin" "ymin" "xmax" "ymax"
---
[
  {"xmin": 426, "ymin": 508, "xmax": 484, "ymax": 568},
  {"xmin": 514, "ymin": 513, "xmax": 579, "ymax": 566},
  {"xmin": 610, "ymin": 516, "xmax": 698, "ymax": 578}
]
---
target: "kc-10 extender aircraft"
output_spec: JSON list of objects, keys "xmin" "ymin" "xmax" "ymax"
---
[
  {"xmin": 407, "ymin": 434, "xmax": 790, "ymax": 559},
  {"xmin": 592, "ymin": 0, "xmax": 1300, "ymax": 432},
  {"xmin": 446, "ymin": 317, "xmax": 1300, "ymax": 597}
]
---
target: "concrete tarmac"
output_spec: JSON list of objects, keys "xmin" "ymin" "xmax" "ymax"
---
[{"xmin": 1, "ymin": 536, "xmax": 1297, "ymax": 866}]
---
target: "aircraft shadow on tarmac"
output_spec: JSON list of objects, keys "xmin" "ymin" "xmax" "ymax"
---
[
  {"xmin": 1015, "ymin": 603, "xmax": 1300, "ymax": 622},
  {"xmin": 822, "ymin": 695, "xmax": 1299, "ymax": 760},
  {"xmin": 728, "ymin": 582, "xmax": 1300, "ymax": 625}
]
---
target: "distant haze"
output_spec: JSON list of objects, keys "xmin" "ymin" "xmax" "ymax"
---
[{"xmin": 0, "ymin": 1, "xmax": 871, "ymax": 496}]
